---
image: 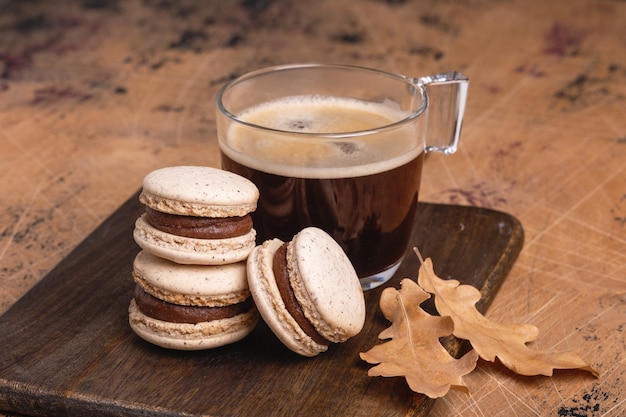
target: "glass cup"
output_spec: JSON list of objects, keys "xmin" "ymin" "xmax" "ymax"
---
[{"xmin": 216, "ymin": 63, "xmax": 468, "ymax": 290}]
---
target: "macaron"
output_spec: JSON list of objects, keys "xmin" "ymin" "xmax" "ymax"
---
[
  {"xmin": 133, "ymin": 166, "xmax": 259, "ymax": 265},
  {"xmin": 128, "ymin": 250, "xmax": 258, "ymax": 350},
  {"xmin": 246, "ymin": 227, "xmax": 366, "ymax": 357}
]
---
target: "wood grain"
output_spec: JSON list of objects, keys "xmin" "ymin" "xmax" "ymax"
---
[
  {"xmin": 1, "ymin": 0, "xmax": 624, "ymax": 415},
  {"xmin": 0, "ymin": 194, "xmax": 523, "ymax": 417}
]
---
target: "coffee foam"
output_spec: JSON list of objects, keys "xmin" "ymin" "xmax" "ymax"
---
[
  {"xmin": 221, "ymin": 95, "xmax": 424, "ymax": 179},
  {"xmin": 239, "ymin": 95, "xmax": 405, "ymax": 134}
]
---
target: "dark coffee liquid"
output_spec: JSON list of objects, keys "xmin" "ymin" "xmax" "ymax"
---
[{"xmin": 221, "ymin": 152, "xmax": 424, "ymax": 277}]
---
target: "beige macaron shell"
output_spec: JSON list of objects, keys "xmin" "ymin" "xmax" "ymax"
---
[
  {"xmin": 132, "ymin": 251, "xmax": 249, "ymax": 307},
  {"xmin": 288, "ymin": 227, "xmax": 365, "ymax": 343},
  {"xmin": 128, "ymin": 300, "xmax": 258, "ymax": 350},
  {"xmin": 139, "ymin": 166, "xmax": 259, "ymax": 217},
  {"xmin": 246, "ymin": 239, "xmax": 327, "ymax": 357},
  {"xmin": 133, "ymin": 214, "xmax": 256, "ymax": 265}
]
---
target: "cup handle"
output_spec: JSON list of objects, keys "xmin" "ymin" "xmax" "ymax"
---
[{"xmin": 414, "ymin": 72, "xmax": 469, "ymax": 155}]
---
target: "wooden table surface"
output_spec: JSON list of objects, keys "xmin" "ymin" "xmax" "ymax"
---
[{"xmin": 0, "ymin": 0, "xmax": 624, "ymax": 416}]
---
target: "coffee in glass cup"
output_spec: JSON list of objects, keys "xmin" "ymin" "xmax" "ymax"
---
[{"xmin": 216, "ymin": 63, "xmax": 468, "ymax": 290}]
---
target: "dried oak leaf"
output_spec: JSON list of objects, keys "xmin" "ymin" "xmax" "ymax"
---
[
  {"xmin": 416, "ymin": 256, "xmax": 598, "ymax": 377},
  {"xmin": 360, "ymin": 279, "xmax": 479, "ymax": 398}
]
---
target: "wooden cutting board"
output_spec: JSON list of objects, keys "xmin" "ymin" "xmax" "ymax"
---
[{"xmin": 0, "ymin": 192, "xmax": 523, "ymax": 417}]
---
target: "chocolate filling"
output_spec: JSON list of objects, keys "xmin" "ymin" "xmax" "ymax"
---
[
  {"xmin": 134, "ymin": 285, "xmax": 253, "ymax": 324},
  {"xmin": 272, "ymin": 243, "xmax": 329, "ymax": 346},
  {"xmin": 145, "ymin": 207, "xmax": 252, "ymax": 239}
]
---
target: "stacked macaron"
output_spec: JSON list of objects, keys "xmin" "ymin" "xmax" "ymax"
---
[
  {"xmin": 133, "ymin": 166, "xmax": 258, "ymax": 265},
  {"xmin": 129, "ymin": 166, "xmax": 260, "ymax": 350}
]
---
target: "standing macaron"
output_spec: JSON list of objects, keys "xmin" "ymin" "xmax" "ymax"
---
[
  {"xmin": 129, "ymin": 251, "xmax": 258, "ymax": 350},
  {"xmin": 247, "ymin": 227, "xmax": 366, "ymax": 357},
  {"xmin": 133, "ymin": 166, "xmax": 259, "ymax": 265}
]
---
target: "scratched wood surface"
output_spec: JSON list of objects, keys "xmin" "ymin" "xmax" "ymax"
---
[{"xmin": 0, "ymin": 0, "xmax": 623, "ymax": 416}]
